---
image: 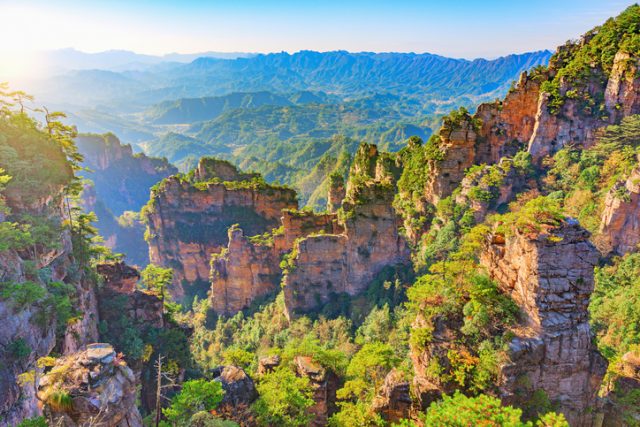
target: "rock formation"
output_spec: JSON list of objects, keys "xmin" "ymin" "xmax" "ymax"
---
[
  {"xmin": 144, "ymin": 158, "xmax": 297, "ymax": 300},
  {"xmin": 97, "ymin": 261, "xmax": 165, "ymax": 329},
  {"xmin": 294, "ymin": 356, "xmax": 340, "ymax": 427},
  {"xmin": 371, "ymin": 369, "xmax": 412, "ymax": 423},
  {"xmin": 212, "ymin": 365, "xmax": 259, "ymax": 407},
  {"xmin": 327, "ymin": 174, "xmax": 345, "ymax": 213},
  {"xmin": 480, "ymin": 219, "xmax": 607, "ymax": 425},
  {"xmin": 598, "ymin": 161, "xmax": 640, "ymax": 255},
  {"xmin": 210, "ymin": 210, "xmax": 339, "ymax": 316},
  {"xmin": 283, "ymin": 179, "xmax": 410, "ymax": 317},
  {"xmin": 38, "ymin": 343, "xmax": 142, "ymax": 427},
  {"xmin": 529, "ymin": 44, "xmax": 640, "ymax": 160}
]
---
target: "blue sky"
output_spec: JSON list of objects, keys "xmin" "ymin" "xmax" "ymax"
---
[{"xmin": 0, "ymin": 0, "xmax": 634, "ymax": 58}]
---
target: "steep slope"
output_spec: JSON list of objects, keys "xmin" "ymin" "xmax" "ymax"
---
[{"xmin": 142, "ymin": 158, "xmax": 297, "ymax": 303}]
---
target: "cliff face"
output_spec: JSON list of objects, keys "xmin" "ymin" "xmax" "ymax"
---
[
  {"xmin": 475, "ymin": 71, "xmax": 543, "ymax": 165},
  {"xmin": 598, "ymin": 162, "xmax": 640, "ymax": 256},
  {"xmin": 38, "ymin": 343, "xmax": 142, "ymax": 427},
  {"xmin": 0, "ymin": 183, "xmax": 99, "ymax": 426},
  {"xmin": 284, "ymin": 147, "xmax": 410, "ymax": 317},
  {"xmin": 529, "ymin": 45, "xmax": 640, "ymax": 160},
  {"xmin": 210, "ymin": 210, "xmax": 339, "ymax": 316},
  {"xmin": 145, "ymin": 158, "xmax": 297, "ymax": 301},
  {"xmin": 97, "ymin": 262, "xmax": 165, "ymax": 330},
  {"xmin": 480, "ymin": 220, "xmax": 606, "ymax": 425}
]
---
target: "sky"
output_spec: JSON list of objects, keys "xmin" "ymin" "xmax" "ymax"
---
[{"xmin": 0, "ymin": 0, "xmax": 634, "ymax": 61}]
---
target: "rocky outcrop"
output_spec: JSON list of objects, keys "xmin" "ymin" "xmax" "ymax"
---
[
  {"xmin": 602, "ymin": 351, "xmax": 640, "ymax": 427},
  {"xmin": 425, "ymin": 116, "xmax": 479, "ymax": 206},
  {"xmin": 38, "ymin": 343, "xmax": 142, "ymax": 427},
  {"xmin": 480, "ymin": 220, "xmax": 607, "ymax": 426},
  {"xmin": 294, "ymin": 356, "xmax": 340, "ymax": 427},
  {"xmin": 0, "ymin": 297, "xmax": 57, "ymax": 426},
  {"xmin": 210, "ymin": 226, "xmax": 282, "ymax": 316},
  {"xmin": 257, "ymin": 355, "xmax": 281, "ymax": 375},
  {"xmin": 598, "ymin": 162, "xmax": 640, "ymax": 255},
  {"xmin": 284, "ymin": 180, "xmax": 410, "ymax": 317},
  {"xmin": 212, "ymin": 365, "xmax": 258, "ymax": 407},
  {"xmin": 605, "ymin": 52, "xmax": 640, "ymax": 123},
  {"xmin": 145, "ymin": 158, "xmax": 297, "ymax": 300},
  {"xmin": 371, "ymin": 369, "xmax": 412, "ymax": 423},
  {"xmin": 97, "ymin": 261, "xmax": 164, "ymax": 330},
  {"xmin": 475, "ymin": 71, "xmax": 543, "ymax": 164},
  {"xmin": 210, "ymin": 210, "xmax": 340, "ymax": 316},
  {"xmin": 529, "ymin": 48, "xmax": 640, "ymax": 161}
]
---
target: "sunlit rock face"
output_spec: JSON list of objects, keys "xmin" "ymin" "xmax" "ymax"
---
[
  {"xmin": 284, "ymin": 179, "xmax": 410, "ymax": 318},
  {"xmin": 145, "ymin": 158, "xmax": 297, "ymax": 301},
  {"xmin": 480, "ymin": 220, "xmax": 607, "ymax": 426},
  {"xmin": 209, "ymin": 210, "xmax": 339, "ymax": 316}
]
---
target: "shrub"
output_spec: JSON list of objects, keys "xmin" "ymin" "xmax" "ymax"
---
[{"xmin": 163, "ymin": 379, "xmax": 225, "ymax": 426}]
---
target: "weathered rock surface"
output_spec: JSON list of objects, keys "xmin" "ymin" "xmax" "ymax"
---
[
  {"xmin": 97, "ymin": 261, "xmax": 164, "ymax": 329},
  {"xmin": 38, "ymin": 343, "xmax": 142, "ymax": 427},
  {"xmin": 327, "ymin": 174, "xmax": 346, "ymax": 213},
  {"xmin": 212, "ymin": 365, "xmax": 258, "ymax": 407},
  {"xmin": 294, "ymin": 356, "xmax": 340, "ymax": 427},
  {"xmin": 480, "ymin": 220, "xmax": 607, "ymax": 425},
  {"xmin": 371, "ymin": 369, "xmax": 412, "ymax": 423},
  {"xmin": 598, "ymin": 162, "xmax": 640, "ymax": 255},
  {"xmin": 257, "ymin": 355, "xmax": 281, "ymax": 375},
  {"xmin": 145, "ymin": 158, "xmax": 297, "ymax": 300},
  {"xmin": 284, "ymin": 180, "xmax": 410, "ymax": 317},
  {"xmin": 210, "ymin": 210, "xmax": 340, "ymax": 316},
  {"xmin": 529, "ymin": 48, "xmax": 640, "ymax": 160}
]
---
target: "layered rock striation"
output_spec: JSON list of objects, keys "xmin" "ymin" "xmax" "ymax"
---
[
  {"xmin": 210, "ymin": 210, "xmax": 339, "ymax": 316},
  {"xmin": 284, "ymin": 146, "xmax": 410, "ymax": 317},
  {"xmin": 144, "ymin": 158, "xmax": 297, "ymax": 300},
  {"xmin": 480, "ymin": 220, "xmax": 607, "ymax": 425},
  {"xmin": 598, "ymin": 161, "xmax": 640, "ymax": 256}
]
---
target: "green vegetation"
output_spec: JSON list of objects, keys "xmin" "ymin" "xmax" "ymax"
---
[
  {"xmin": 253, "ymin": 367, "xmax": 315, "ymax": 427},
  {"xmin": 542, "ymin": 4, "xmax": 640, "ymax": 116},
  {"xmin": 16, "ymin": 417, "xmax": 48, "ymax": 427},
  {"xmin": 423, "ymin": 392, "xmax": 568, "ymax": 427},
  {"xmin": 544, "ymin": 114, "xmax": 640, "ymax": 233},
  {"xmin": 591, "ymin": 252, "xmax": 640, "ymax": 361},
  {"xmin": 163, "ymin": 379, "xmax": 225, "ymax": 426}
]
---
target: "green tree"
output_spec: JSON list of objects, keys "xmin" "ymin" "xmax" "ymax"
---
[
  {"xmin": 163, "ymin": 379, "xmax": 225, "ymax": 426},
  {"xmin": 423, "ymin": 392, "xmax": 568, "ymax": 427},
  {"xmin": 141, "ymin": 264, "xmax": 174, "ymax": 307},
  {"xmin": 252, "ymin": 367, "xmax": 314, "ymax": 427}
]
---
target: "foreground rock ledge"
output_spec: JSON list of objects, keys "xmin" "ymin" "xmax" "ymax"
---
[{"xmin": 38, "ymin": 343, "xmax": 142, "ymax": 427}]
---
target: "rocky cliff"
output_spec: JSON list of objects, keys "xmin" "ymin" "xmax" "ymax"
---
[
  {"xmin": 284, "ymin": 145, "xmax": 410, "ymax": 317},
  {"xmin": 38, "ymin": 343, "xmax": 142, "ymax": 427},
  {"xmin": 480, "ymin": 220, "xmax": 606, "ymax": 425},
  {"xmin": 598, "ymin": 161, "xmax": 640, "ymax": 255},
  {"xmin": 210, "ymin": 210, "xmax": 339, "ymax": 316},
  {"xmin": 144, "ymin": 158, "xmax": 297, "ymax": 301}
]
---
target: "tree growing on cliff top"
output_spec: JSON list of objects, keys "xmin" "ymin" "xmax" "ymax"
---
[{"xmin": 141, "ymin": 263, "xmax": 173, "ymax": 307}]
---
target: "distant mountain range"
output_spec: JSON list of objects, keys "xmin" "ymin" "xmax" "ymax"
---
[
  {"xmin": 38, "ymin": 48, "xmax": 257, "ymax": 73},
  {"xmin": 30, "ymin": 49, "xmax": 552, "ymax": 108}
]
